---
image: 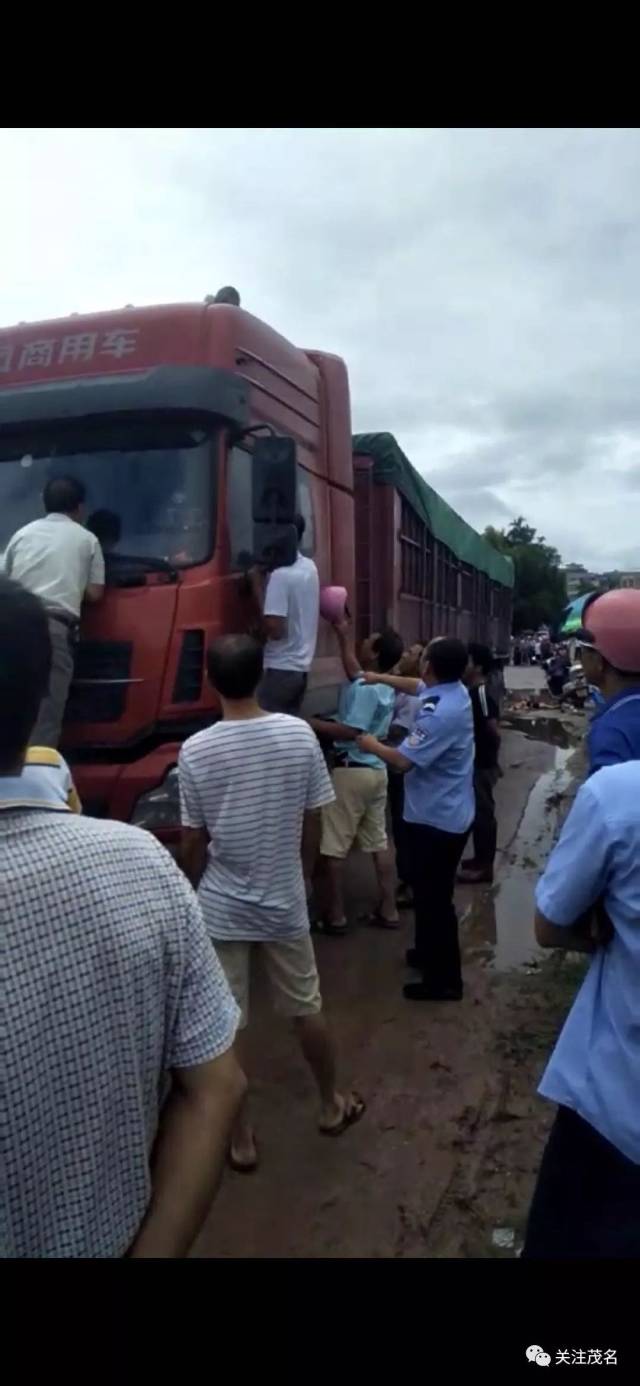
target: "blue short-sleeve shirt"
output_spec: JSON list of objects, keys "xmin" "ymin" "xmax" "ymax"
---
[
  {"xmin": 587, "ymin": 686, "xmax": 640, "ymax": 775},
  {"xmin": 535, "ymin": 761, "xmax": 640, "ymax": 1164},
  {"xmin": 334, "ymin": 680, "xmax": 397, "ymax": 769},
  {"xmin": 400, "ymin": 680, "xmax": 475, "ymax": 835}
]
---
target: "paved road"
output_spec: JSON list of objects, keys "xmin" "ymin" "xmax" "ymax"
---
[{"xmin": 504, "ymin": 664, "xmax": 546, "ymax": 693}]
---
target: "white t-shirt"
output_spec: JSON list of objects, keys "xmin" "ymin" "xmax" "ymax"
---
[
  {"xmin": 179, "ymin": 714, "xmax": 335, "ymax": 941},
  {"xmin": 263, "ymin": 553, "xmax": 319, "ymax": 673},
  {"xmin": 3, "ymin": 513, "xmax": 105, "ymax": 619}
]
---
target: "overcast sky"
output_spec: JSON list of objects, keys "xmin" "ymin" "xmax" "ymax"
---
[{"xmin": 1, "ymin": 127, "xmax": 638, "ymax": 571}]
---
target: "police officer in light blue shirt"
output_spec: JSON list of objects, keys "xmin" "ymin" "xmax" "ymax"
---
[
  {"xmin": 358, "ymin": 637, "xmax": 474, "ymax": 1002},
  {"xmin": 523, "ymin": 759, "xmax": 640, "ymax": 1259}
]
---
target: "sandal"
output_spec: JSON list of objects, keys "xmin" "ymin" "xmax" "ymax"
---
[
  {"xmin": 317, "ymin": 919, "xmax": 348, "ymax": 937},
  {"xmin": 365, "ymin": 911, "xmax": 400, "ymax": 930},
  {"xmin": 319, "ymin": 1092, "xmax": 366, "ymax": 1137}
]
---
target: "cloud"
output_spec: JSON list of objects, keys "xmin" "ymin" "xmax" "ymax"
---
[{"xmin": 0, "ymin": 126, "xmax": 638, "ymax": 570}]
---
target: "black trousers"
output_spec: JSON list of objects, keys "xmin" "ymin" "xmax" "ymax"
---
[
  {"xmin": 472, "ymin": 766, "xmax": 498, "ymax": 868},
  {"xmin": 404, "ymin": 821, "xmax": 469, "ymax": 991},
  {"xmin": 523, "ymin": 1105, "xmax": 640, "ymax": 1259},
  {"xmin": 258, "ymin": 669, "xmax": 307, "ymax": 715},
  {"xmin": 387, "ymin": 771, "xmax": 412, "ymax": 885}
]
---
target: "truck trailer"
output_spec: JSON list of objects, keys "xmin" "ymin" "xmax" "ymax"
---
[{"xmin": 0, "ymin": 299, "xmax": 513, "ymax": 840}]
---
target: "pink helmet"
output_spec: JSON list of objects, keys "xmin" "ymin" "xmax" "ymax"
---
[
  {"xmin": 319, "ymin": 585, "xmax": 348, "ymax": 624},
  {"xmin": 581, "ymin": 588, "xmax": 640, "ymax": 673}
]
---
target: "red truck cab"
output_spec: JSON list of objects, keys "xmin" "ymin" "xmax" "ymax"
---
[{"xmin": 0, "ymin": 301, "xmax": 355, "ymax": 836}]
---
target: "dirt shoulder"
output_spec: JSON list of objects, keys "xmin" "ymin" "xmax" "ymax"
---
[{"xmin": 424, "ymin": 953, "xmax": 587, "ymax": 1258}]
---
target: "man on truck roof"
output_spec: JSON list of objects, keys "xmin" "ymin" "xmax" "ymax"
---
[
  {"xmin": 2, "ymin": 476, "xmax": 105, "ymax": 747},
  {"xmin": 251, "ymin": 513, "xmax": 320, "ymax": 716}
]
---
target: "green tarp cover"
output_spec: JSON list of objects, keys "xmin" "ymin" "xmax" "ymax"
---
[{"xmin": 353, "ymin": 431, "xmax": 514, "ymax": 589}]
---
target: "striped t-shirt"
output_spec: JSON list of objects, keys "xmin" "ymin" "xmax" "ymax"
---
[{"xmin": 178, "ymin": 714, "xmax": 335, "ymax": 941}]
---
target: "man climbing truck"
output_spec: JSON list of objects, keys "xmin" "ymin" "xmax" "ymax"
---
[{"xmin": 0, "ymin": 294, "xmax": 513, "ymax": 839}]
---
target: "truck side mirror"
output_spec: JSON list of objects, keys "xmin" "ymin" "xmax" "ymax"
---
[
  {"xmin": 251, "ymin": 435, "xmax": 298, "ymax": 569},
  {"xmin": 251, "ymin": 436, "xmax": 297, "ymax": 524}
]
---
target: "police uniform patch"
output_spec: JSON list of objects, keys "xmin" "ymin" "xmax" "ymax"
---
[
  {"xmin": 420, "ymin": 695, "xmax": 440, "ymax": 713},
  {"xmin": 407, "ymin": 727, "xmax": 428, "ymax": 747}
]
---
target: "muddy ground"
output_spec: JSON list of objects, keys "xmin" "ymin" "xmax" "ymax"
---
[{"xmin": 193, "ymin": 695, "xmax": 589, "ymax": 1260}]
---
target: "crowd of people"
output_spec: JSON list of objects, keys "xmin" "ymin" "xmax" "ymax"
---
[{"xmin": 1, "ymin": 481, "xmax": 639, "ymax": 1259}]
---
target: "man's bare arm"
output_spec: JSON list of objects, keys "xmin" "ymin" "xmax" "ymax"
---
[
  {"xmin": 534, "ymin": 908, "xmax": 596, "ymax": 954},
  {"xmin": 309, "ymin": 717, "xmax": 359, "ymax": 742},
  {"xmin": 84, "ymin": 583, "xmax": 105, "ymax": 604},
  {"xmin": 362, "ymin": 672, "xmax": 421, "ymax": 695},
  {"xmin": 356, "ymin": 733, "xmax": 413, "ymax": 772},
  {"xmin": 249, "ymin": 567, "xmax": 286, "ymax": 642},
  {"xmin": 333, "ymin": 622, "xmax": 362, "ymax": 682},
  {"xmin": 181, "ymin": 827, "xmax": 209, "ymax": 887},
  {"xmin": 263, "ymin": 614, "xmax": 286, "ymax": 641},
  {"xmin": 128, "ymin": 1049, "xmax": 246, "ymax": 1259}
]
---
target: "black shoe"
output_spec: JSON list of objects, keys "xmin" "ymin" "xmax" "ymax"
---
[
  {"xmin": 403, "ymin": 981, "xmax": 463, "ymax": 1002},
  {"xmin": 405, "ymin": 947, "xmax": 422, "ymax": 969}
]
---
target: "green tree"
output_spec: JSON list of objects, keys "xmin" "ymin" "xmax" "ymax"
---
[{"xmin": 484, "ymin": 516, "xmax": 567, "ymax": 633}]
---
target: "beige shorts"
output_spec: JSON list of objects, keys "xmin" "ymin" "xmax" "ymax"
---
[
  {"xmin": 214, "ymin": 934, "xmax": 322, "ymax": 1030},
  {"xmin": 320, "ymin": 766, "xmax": 388, "ymax": 860}
]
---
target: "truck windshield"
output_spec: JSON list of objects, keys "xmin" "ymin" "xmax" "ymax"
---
[{"xmin": 0, "ymin": 418, "xmax": 217, "ymax": 570}]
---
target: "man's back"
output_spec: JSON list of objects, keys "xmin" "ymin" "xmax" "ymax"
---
[
  {"xmin": 3, "ymin": 811, "xmax": 237, "ymax": 1258},
  {"xmin": 401, "ymin": 681, "xmax": 475, "ymax": 834},
  {"xmin": 334, "ymin": 680, "xmax": 396, "ymax": 767},
  {"xmin": 179, "ymin": 714, "xmax": 333, "ymax": 940},
  {"xmin": 536, "ymin": 760, "xmax": 640, "ymax": 1163},
  {"xmin": 4, "ymin": 514, "xmax": 102, "ymax": 618},
  {"xmin": 263, "ymin": 553, "xmax": 319, "ymax": 672}
]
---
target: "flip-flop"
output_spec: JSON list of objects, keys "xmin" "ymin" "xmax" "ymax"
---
[
  {"xmin": 227, "ymin": 1143, "xmax": 259, "ymax": 1174},
  {"xmin": 319, "ymin": 1092, "xmax": 366, "ymax": 1137}
]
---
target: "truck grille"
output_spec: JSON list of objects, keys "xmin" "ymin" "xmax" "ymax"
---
[
  {"xmin": 172, "ymin": 630, "xmax": 204, "ymax": 703},
  {"xmin": 67, "ymin": 640, "xmax": 133, "ymax": 724}
]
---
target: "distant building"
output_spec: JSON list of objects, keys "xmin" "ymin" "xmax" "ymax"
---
[
  {"xmin": 563, "ymin": 565, "xmax": 640, "ymax": 598},
  {"xmin": 563, "ymin": 563, "xmax": 602, "ymax": 600}
]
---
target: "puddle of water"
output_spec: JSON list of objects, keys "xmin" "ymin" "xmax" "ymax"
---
[
  {"xmin": 463, "ymin": 746, "xmax": 575, "ymax": 972},
  {"xmin": 502, "ymin": 715, "xmax": 579, "ymax": 749}
]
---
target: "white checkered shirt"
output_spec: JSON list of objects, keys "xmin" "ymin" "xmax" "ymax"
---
[{"xmin": 1, "ymin": 809, "xmax": 239, "ymax": 1259}]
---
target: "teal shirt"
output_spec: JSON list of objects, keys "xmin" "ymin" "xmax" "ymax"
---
[{"xmin": 334, "ymin": 680, "xmax": 396, "ymax": 768}]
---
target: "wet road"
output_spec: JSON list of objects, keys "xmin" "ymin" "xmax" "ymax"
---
[
  {"xmin": 194, "ymin": 720, "xmax": 583, "ymax": 1258},
  {"xmin": 504, "ymin": 664, "xmax": 546, "ymax": 693}
]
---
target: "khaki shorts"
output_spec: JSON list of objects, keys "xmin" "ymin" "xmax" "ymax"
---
[
  {"xmin": 320, "ymin": 766, "xmax": 388, "ymax": 860},
  {"xmin": 214, "ymin": 934, "xmax": 322, "ymax": 1030}
]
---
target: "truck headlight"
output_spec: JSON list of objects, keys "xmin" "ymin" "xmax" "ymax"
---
[{"xmin": 131, "ymin": 766, "xmax": 180, "ymax": 829}]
